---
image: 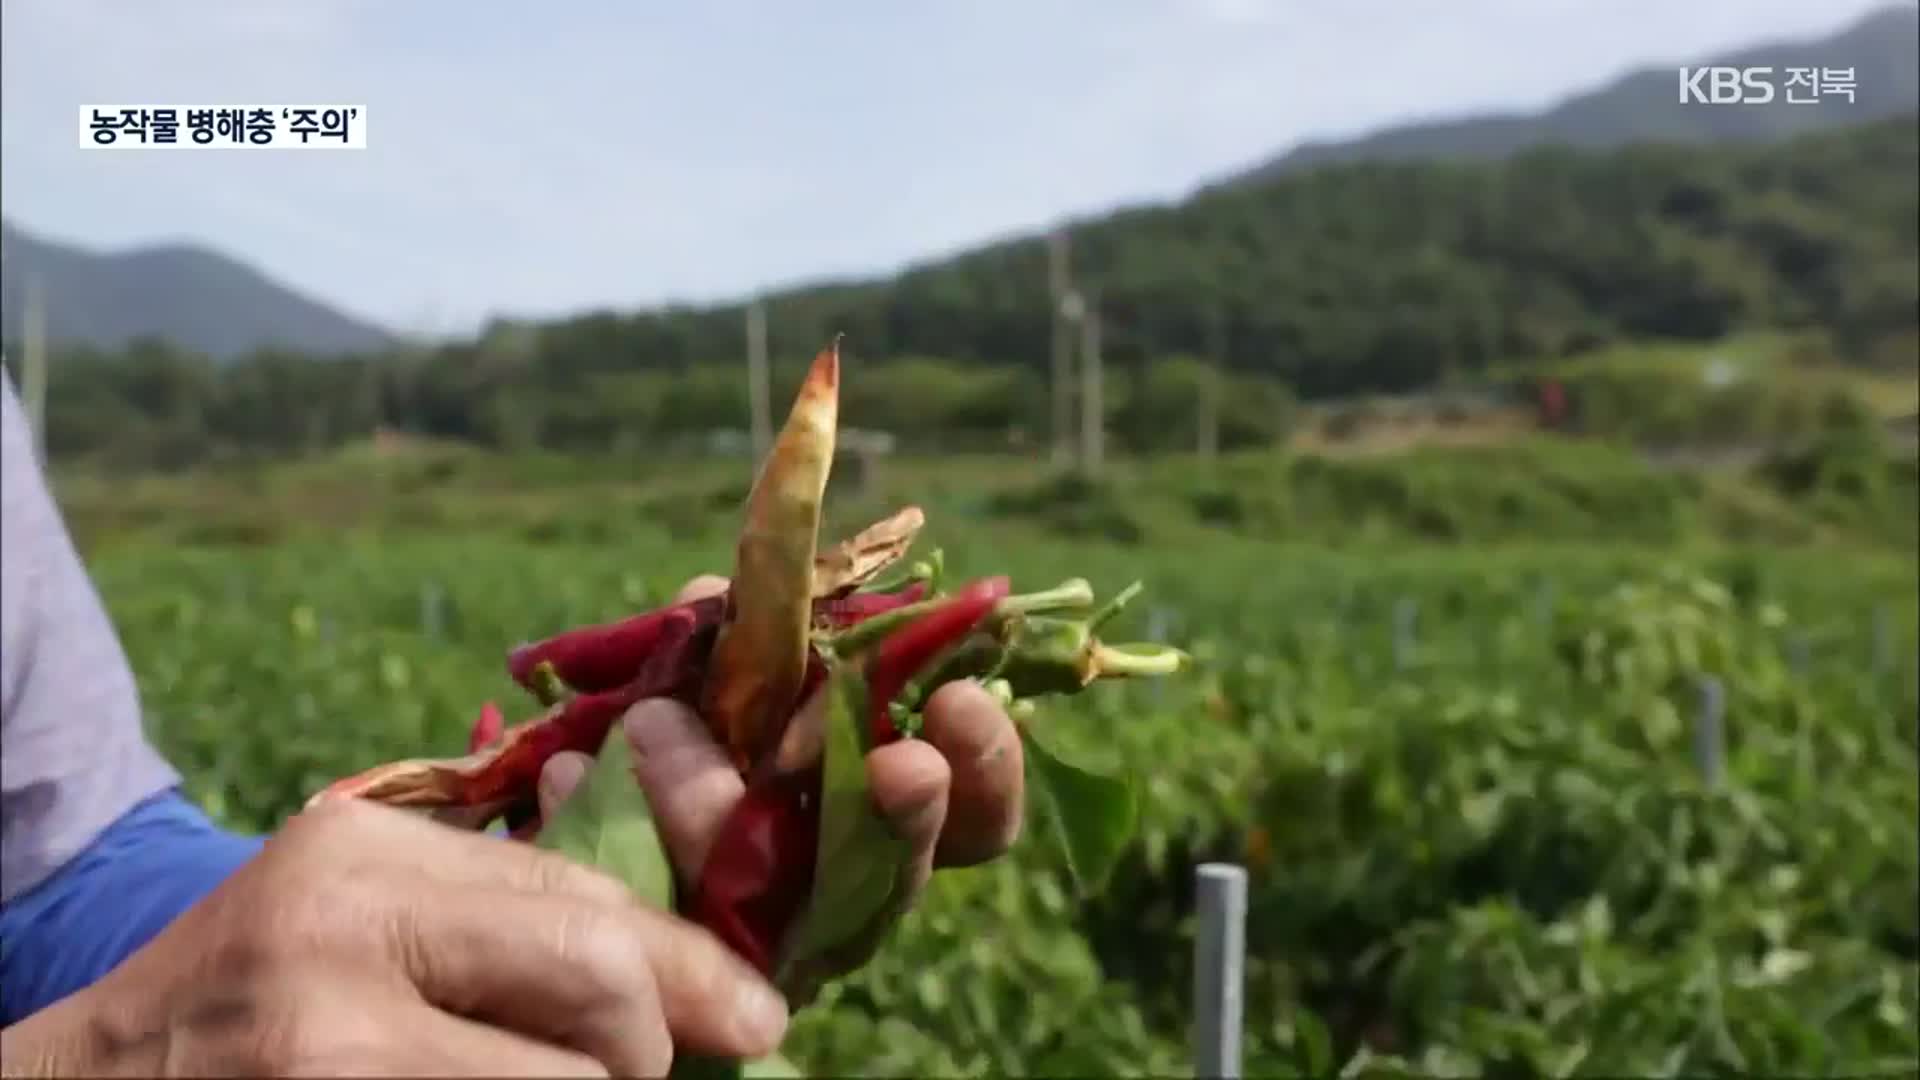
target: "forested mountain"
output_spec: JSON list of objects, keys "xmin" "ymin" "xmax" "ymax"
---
[
  {"xmin": 11, "ymin": 115, "xmax": 1914, "ymax": 466},
  {"xmin": 0, "ymin": 221, "xmax": 391, "ymax": 360},
  {"xmin": 459, "ymin": 115, "xmax": 1917, "ymax": 398},
  {"xmin": 1210, "ymin": 4, "xmax": 1919, "ymax": 187}
]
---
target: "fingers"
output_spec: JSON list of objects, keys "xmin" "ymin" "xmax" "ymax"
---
[
  {"xmin": 386, "ymin": 875, "xmax": 788, "ymax": 1073},
  {"xmin": 917, "ymin": 680, "xmax": 1025, "ymax": 866},
  {"xmin": 538, "ymin": 751, "xmax": 592, "ymax": 824},
  {"xmin": 624, "ymin": 699, "xmax": 745, "ymax": 879},
  {"xmin": 865, "ymin": 737, "xmax": 951, "ymax": 894},
  {"xmin": 545, "ymin": 571, "xmax": 1021, "ymax": 880},
  {"xmin": 676, "ymin": 575, "xmax": 731, "ymax": 604}
]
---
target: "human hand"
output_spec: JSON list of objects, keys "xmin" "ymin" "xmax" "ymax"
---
[
  {"xmin": 0, "ymin": 798, "xmax": 789, "ymax": 1078},
  {"xmin": 534, "ymin": 574, "xmax": 1027, "ymax": 988}
]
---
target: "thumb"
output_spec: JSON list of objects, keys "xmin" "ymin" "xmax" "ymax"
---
[{"xmin": 536, "ymin": 750, "xmax": 592, "ymax": 823}]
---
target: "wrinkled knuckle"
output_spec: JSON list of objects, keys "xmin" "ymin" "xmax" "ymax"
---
[
  {"xmin": 659, "ymin": 911, "xmax": 757, "ymax": 1017},
  {"xmin": 236, "ymin": 868, "xmax": 380, "ymax": 971},
  {"xmin": 554, "ymin": 906, "xmax": 650, "ymax": 989},
  {"xmin": 616, "ymin": 1002, "xmax": 675, "ymax": 1080},
  {"xmin": 565, "ymin": 913, "xmax": 675, "ymax": 1076}
]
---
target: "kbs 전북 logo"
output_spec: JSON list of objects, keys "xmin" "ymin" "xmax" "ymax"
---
[{"xmin": 1677, "ymin": 66, "xmax": 1857, "ymax": 106}]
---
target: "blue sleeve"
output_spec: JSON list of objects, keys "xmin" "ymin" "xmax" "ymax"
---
[{"xmin": 0, "ymin": 788, "xmax": 264, "ymax": 1026}]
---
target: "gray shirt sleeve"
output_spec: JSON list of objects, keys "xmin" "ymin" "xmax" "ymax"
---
[{"xmin": 2, "ymin": 370, "xmax": 180, "ymax": 904}]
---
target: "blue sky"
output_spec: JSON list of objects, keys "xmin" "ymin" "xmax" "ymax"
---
[{"xmin": 0, "ymin": 0, "xmax": 1896, "ymax": 336}]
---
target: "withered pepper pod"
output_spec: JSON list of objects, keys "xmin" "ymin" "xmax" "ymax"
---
[{"xmin": 308, "ymin": 335, "xmax": 1189, "ymax": 996}]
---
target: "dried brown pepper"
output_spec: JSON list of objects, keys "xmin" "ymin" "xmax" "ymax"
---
[{"xmin": 701, "ymin": 338, "xmax": 841, "ymax": 772}]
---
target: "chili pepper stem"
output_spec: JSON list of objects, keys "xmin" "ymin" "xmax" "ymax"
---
[
  {"xmin": 1090, "ymin": 641, "xmax": 1189, "ymax": 678},
  {"xmin": 866, "ymin": 546, "xmax": 944, "ymax": 596},
  {"xmin": 914, "ymin": 550, "xmax": 945, "ymax": 594},
  {"xmin": 529, "ymin": 661, "xmax": 572, "ymax": 707},
  {"xmin": 830, "ymin": 578, "xmax": 1095, "ymax": 657},
  {"xmin": 994, "ymin": 578, "xmax": 1095, "ymax": 619},
  {"xmin": 1088, "ymin": 581, "xmax": 1145, "ymax": 633}
]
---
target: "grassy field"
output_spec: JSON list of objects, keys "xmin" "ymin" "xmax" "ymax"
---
[{"xmin": 56, "ymin": 435, "xmax": 1920, "ymax": 1076}]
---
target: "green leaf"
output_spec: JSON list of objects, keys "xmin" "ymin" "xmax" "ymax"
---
[
  {"xmin": 1020, "ymin": 721, "xmax": 1138, "ymax": 895},
  {"xmin": 534, "ymin": 723, "xmax": 674, "ymax": 909},
  {"xmin": 773, "ymin": 661, "xmax": 914, "ymax": 989}
]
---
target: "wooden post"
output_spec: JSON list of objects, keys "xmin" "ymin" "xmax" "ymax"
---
[
  {"xmin": 747, "ymin": 300, "xmax": 771, "ymax": 463},
  {"xmin": 1049, "ymin": 229, "xmax": 1075, "ymax": 469},
  {"xmin": 1079, "ymin": 289, "xmax": 1104, "ymax": 477}
]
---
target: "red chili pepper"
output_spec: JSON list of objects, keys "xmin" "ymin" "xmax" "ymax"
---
[
  {"xmin": 505, "ymin": 562, "xmax": 922, "ymax": 700},
  {"xmin": 460, "ymin": 689, "xmax": 635, "ymax": 805},
  {"xmin": 313, "ymin": 624, "xmax": 716, "ymax": 813},
  {"xmin": 864, "ymin": 576, "xmax": 1010, "ymax": 744},
  {"xmin": 467, "ymin": 701, "xmax": 505, "ymax": 754},
  {"xmin": 689, "ymin": 771, "xmax": 820, "ymax": 974},
  {"xmin": 507, "ymin": 594, "xmax": 725, "ymax": 695}
]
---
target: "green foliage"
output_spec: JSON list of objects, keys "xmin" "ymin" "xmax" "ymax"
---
[
  {"xmin": 1494, "ymin": 335, "xmax": 1905, "ymax": 448},
  {"xmin": 971, "ymin": 437, "xmax": 1912, "ymax": 550},
  {"xmin": 1019, "ymin": 722, "xmax": 1138, "ymax": 895},
  {"xmin": 92, "ymin": 521, "xmax": 1918, "ymax": 1077}
]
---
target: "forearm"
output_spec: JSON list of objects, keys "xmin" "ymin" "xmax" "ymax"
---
[{"xmin": 0, "ymin": 789, "xmax": 263, "ymax": 1027}]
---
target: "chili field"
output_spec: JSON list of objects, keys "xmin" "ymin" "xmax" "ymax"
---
[{"xmin": 77, "ymin": 516, "xmax": 1919, "ymax": 1078}]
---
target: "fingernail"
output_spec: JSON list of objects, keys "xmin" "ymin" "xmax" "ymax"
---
[
  {"xmin": 539, "ymin": 753, "xmax": 587, "ymax": 806},
  {"xmin": 735, "ymin": 979, "xmax": 789, "ymax": 1046}
]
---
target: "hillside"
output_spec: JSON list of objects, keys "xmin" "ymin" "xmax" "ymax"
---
[
  {"xmin": 15, "ymin": 114, "xmax": 1916, "ymax": 465},
  {"xmin": 0, "ymin": 221, "xmax": 391, "ymax": 360},
  {"xmin": 476, "ymin": 115, "xmax": 1920, "ymax": 394},
  {"xmin": 1211, "ymin": 5, "xmax": 1920, "ymax": 188}
]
